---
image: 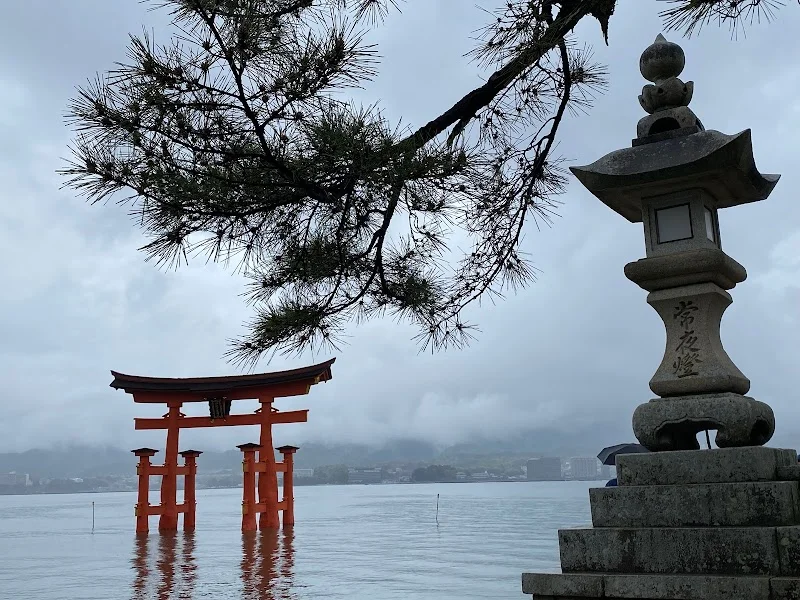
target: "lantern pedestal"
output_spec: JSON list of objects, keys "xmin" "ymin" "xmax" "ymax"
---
[{"xmin": 646, "ymin": 283, "xmax": 749, "ymax": 397}]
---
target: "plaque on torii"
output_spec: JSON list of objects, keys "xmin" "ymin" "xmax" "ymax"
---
[{"xmin": 112, "ymin": 358, "xmax": 334, "ymax": 533}]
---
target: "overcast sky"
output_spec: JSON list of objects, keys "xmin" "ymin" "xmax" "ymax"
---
[{"xmin": 0, "ymin": 1, "xmax": 798, "ymax": 453}]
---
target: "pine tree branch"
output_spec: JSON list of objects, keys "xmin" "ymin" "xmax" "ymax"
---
[{"xmin": 395, "ymin": 0, "xmax": 612, "ymax": 154}]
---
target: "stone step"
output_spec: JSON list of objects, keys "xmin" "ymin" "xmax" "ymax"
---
[
  {"xmin": 589, "ymin": 481, "xmax": 800, "ymax": 528},
  {"xmin": 616, "ymin": 446, "xmax": 797, "ymax": 486},
  {"xmin": 558, "ymin": 526, "xmax": 800, "ymax": 577},
  {"xmin": 521, "ymin": 572, "xmax": 800, "ymax": 600}
]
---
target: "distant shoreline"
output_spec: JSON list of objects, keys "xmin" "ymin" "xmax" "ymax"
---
[{"xmin": 0, "ymin": 477, "xmax": 609, "ymax": 497}]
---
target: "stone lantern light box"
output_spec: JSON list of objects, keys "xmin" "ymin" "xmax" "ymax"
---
[{"xmin": 644, "ymin": 190, "xmax": 719, "ymax": 256}]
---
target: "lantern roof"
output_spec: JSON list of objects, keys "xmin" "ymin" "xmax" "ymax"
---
[{"xmin": 570, "ymin": 129, "xmax": 780, "ymax": 222}]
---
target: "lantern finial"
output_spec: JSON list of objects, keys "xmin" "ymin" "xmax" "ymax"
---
[{"xmin": 636, "ymin": 34, "xmax": 702, "ymax": 141}]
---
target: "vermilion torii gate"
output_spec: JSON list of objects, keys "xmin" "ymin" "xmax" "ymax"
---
[{"xmin": 111, "ymin": 358, "xmax": 334, "ymax": 533}]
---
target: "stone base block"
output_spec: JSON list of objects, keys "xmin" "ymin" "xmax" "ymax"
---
[
  {"xmin": 589, "ymin": 481, "xmax": 800, "ymax": 528},
  {"xmin": 616, "ymin": 447, "xmax": 797, "ymax": 486},
  {"xmin": 522, "ymin": 573, "xmax": 603, "ymax": 597},
  {"xmin": 558, "ymin": 526, "xmax": 800, "ymax": 576},
  {"xmin": 522, "ymin": 572, "xmax": 784, "ymax": 599}
]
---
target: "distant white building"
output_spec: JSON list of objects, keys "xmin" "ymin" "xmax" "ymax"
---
[
  {"xmin": 569, "ymin": 457, "xmax": 600, "ymax": 480},
  {"xmin": 294, "ymin": 468, "xmax": 314, "ymax": 478}
]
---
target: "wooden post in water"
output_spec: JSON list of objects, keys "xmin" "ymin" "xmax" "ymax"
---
[
  {"xmin": 238, "ymin": 443, "xmax": 261, "ymax": 532},
  {"xmin": 132, "ymin": 448, "xmax": 158, "ymax": 534},
  {"xmin": 180, "ymin": 450, "xmax": 202, "ymax": 531},
  {"xmin": 277, "ymin": 445, "xmax": 299, "ymax": 528}
]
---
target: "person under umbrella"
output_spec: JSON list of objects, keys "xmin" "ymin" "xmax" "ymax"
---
[{"xmin": 597, "ymin": 443, "xmax": 650, "ymax": 487}]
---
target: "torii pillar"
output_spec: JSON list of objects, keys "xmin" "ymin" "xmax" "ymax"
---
[
  {"xmin": 180, "ymin": 450, "xmax": 202, "ymax": 531},
  {"xmin": 277, "ymin": 445, "xmax": 299, "ymax": 527}
]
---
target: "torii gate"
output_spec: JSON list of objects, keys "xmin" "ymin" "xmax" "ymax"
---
[{"xmin": 111, "ymin": 358, "xmax": 334, "ymax": 533}]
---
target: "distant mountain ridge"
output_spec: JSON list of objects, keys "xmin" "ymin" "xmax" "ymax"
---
[{"xmin": 0, "ymin": 427, "xmax": 621, "ymax": 479}]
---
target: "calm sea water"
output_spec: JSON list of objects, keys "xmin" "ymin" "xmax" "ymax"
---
[{"xmin": 0, "ymin": 481, "xmax": 596, "ymax": 599}]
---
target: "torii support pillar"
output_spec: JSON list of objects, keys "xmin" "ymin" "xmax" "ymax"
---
[
  {"xmin": 257, "ymin": 400, "xmax": 281, "ymax": 530},
  {"xmin": 133, "ymin": 448, "xmax": 158, "ymax": 534},
  {"xmin": 238, "ymin": 443, "xmax": 261, "ymax": 532},
  {"xmin": 277, "ymin": 445, "xmax": 299, "ymax": 527},
  {"xmin": 159, "ymin": 401, "xmax": 183, "ymax": 531},
  {"xmin": 180, "ymin": 450, "xmax": 202, "ymax": 531}
]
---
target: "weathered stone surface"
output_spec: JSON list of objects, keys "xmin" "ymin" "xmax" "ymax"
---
[
  {"xmin": 772, "ymin": 577, "xmax": 800, "ymax": 600},
  {"xmin": 589, "ymin": 481, "xmax": 799, "ymax": 528},
  {"xmin": 646, "ymin": 284, "xmax": 749, "ymax": 398},
  {"xmin": 604, "ymin": 573, "xmax": 770, "ymax": 600},
  {"xmin": 778, "ymin": 465, "xmax": 800, "ymax": 481},
  {"xmin": 777, "ymin": 527, "xmax": 800, "ymax": 578},
  {"xmin": 616, "ymin": 447, "xmax": 795, "ymax": 486},
  {"xmin": 558, "ymin": 526, "xmax": 788, "ymax": 576},
  {"xmin": 624, "ymin": 248, "xmax": 746, "ymax": 293},
  {"xmin": 632, "ymin": 393, "xmax": 775, "ymax": 452},
  {"xmin": 521, "ymin": 573, "xmax": 603, "ymax": 597}
]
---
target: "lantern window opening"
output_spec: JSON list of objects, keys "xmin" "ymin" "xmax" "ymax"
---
[
  {"xmin": 647, "ymin": 117, "xmax": 682, "ymax": 136},
  {"xmin": 704, "ymin": 206, "xmax": 716, "ymax": 243},
  {"xmin": 655, "ymin": 203, "xmax": 693, "ymax": 244}
]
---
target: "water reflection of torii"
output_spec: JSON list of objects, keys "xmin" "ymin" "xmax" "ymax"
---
[
  {"xmin": 131, "ymin": 532, "xmax": 197, "ymax": 600},
  {"xmin": 130, "ymin": 529, "xmax": 296, "ymax": 599},
  {"xmin": 241, "ymin": 529, "xmax": 297, "ymax": 600}
]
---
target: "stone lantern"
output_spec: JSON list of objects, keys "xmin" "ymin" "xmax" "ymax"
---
[
  {"xmin": 522, "ymin": 35, "xmax": 800, "ymax": 600},
  {"xmin": 570, "ymin": 33, "xmax": 779, "ymax": 453}
]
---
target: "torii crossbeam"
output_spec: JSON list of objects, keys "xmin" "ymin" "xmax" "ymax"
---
[{"xmin": 111, "ymin": 358, "xmax": 334, "ymax": 533}]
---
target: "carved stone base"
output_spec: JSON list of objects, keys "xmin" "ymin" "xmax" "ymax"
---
[{"xmin": 632, "ymin": 393, "xmax": 775, "ymax": 451}]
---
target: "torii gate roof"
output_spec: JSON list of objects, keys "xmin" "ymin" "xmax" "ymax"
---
[{"xmin": 110, "ymin": 358, "xmax": 334, "ymax": 402}]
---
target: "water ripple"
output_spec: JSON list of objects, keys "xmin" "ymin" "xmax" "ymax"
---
[{"xmin": 0, "ymin": 481, "xmax": 595, "ymax": 599}]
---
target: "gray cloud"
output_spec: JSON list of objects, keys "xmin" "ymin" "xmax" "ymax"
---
[{"xmin": 0, "ymin": 1, "xmax": 799, "ymax": 453}]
